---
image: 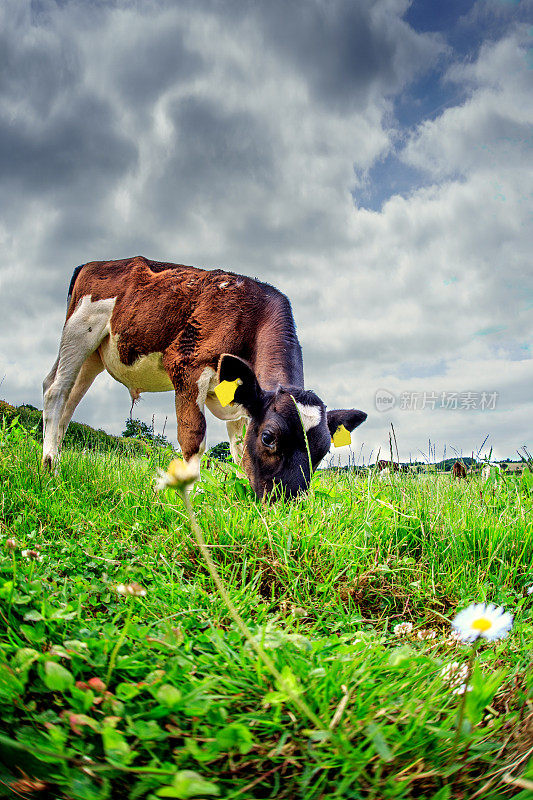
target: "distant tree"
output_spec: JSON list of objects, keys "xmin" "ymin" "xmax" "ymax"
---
[
  {"xmin": 122, "ymin": 418, "xmax": 150, "ymax": 439},
  {"xmin": 207, "ymin": 441, "xmax": 231, "ymax": 462},
  {"xmin": 121, "ymin": 418, "xmax": 169, "ymax": 447}
]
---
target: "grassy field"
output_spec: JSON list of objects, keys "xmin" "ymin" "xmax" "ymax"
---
[{"xmin": 0, "ymin": 418, "xmax": 532, "ymax": 799}]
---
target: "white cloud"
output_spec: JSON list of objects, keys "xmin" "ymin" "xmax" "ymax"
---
[{"xmin": 402, "ymin": 32, "xmax": 532, "ymax": 179}]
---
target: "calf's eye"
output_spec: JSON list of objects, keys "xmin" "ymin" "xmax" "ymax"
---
[{"xmin": 261, "ymin": 430, "xmax": 276, "ymax": 448}]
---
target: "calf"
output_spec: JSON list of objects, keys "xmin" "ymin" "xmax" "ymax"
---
[
  {"xmin": 452, "ymin": 461, "xmax": 467, "ymax": 479},
  {"xmin": 377, "ymin": 459, "xmax": 399, "ymax": 472},
  {"xmin": 43, "ymin": 257, "xmax": 367, "ymax": 499},
  {"xmin": 482, "ymin": 463, "xmax": 501, "ymax": 481}
]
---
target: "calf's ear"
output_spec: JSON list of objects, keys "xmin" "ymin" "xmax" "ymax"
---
[
  {"xmin": 326, "ymin": 409, "xmax": 367, "ymax": 437},
  {"xmin": 218, "ymin": 354, "xmax": 265, "ymax": 416}
]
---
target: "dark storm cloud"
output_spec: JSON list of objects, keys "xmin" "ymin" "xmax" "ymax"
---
[
  {"xmin": 252, "ymin": 0, "xmax": 444, "ymax": 111},
  {"xmin": 110, "ymin": 24, "xmax": 204, "ymax": 105},
  {"xmin": 171, "ymin": 96, "xmax": 274, "ymax": 182},
  {"xmin": 167, "ymin": 0, "xmax": 444, "ymax": 112},
  {"xmin": 0, "ymin": 95, "xmax": 137, "ymax": 193},
  {"xmin": 0, "ymin": 4, "xmax": 137, "ymax": 198},
  {"xmin": 149, "ymin": 96, "xmax": 275, "ymax": 223},
  {"xmin": 0, "ymin": 28, "xmax": 77, "ymax": 115}
]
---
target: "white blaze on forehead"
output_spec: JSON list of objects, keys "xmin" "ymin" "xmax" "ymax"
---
[{"xmin": 295, "ymin": 402, "xmax": 322, "ymax": 432}]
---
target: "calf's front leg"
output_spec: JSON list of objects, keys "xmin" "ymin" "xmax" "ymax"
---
[
  {"xmin": 174, "ymin": 392, "xmax": 207, "ymax": 461},
  {"xmin": 226, "ymin": 417, "xmax": 248, "ymax": 464}
]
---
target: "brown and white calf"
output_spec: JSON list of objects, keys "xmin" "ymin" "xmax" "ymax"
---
[
  {"xmin": 43, "ymin": 256, "xmax": 367, "ymax": 499},
  {"xmin": 376, "ymin": 459, "xmax": 399, "ymax": 472},
  {"xmin": 452, "ymin": 461, "xmax": 467, "ymax": 479}
]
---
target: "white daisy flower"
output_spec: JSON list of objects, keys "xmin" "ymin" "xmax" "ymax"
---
[
  {"xmin": 155, "ymin": 456, "xmax": 200, "ymax": 491},
  {"xmin": 393, "ymin": 622, "xmax": 413, "ymax": 637},
  {"xmin": 451, "ymin": 603, "xmax": 513, "ymax": 643},
  {"xmin": 527, "ymin": 586, "xmax": 533, "ymax": 595}
]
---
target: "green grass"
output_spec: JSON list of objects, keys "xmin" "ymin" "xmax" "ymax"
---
[{"xmin": 0, "ymin": 421, "xmax": 532, "ymax": 799}]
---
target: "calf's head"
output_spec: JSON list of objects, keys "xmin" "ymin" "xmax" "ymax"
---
[{"xmin": 219, "ymin": 354, "xmax": 367, "ymax": 500}]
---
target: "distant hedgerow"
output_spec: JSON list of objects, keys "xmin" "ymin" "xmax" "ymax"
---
[{"xmin": 0, "ymin": 399, "xmax": 145, "ymax": 455}]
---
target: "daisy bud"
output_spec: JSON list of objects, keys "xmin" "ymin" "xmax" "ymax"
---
[
  {"xmin": 126, "ymin": 582, "xmax": 147, "ymax": 597},
  {"xmin": 291, "ymin": 606, "xmax": 308, "ymax": 619},
  {"xmin": 155, "ymin": 456, "xmax": 200, "ymax": 491},
  {"xmin": 115, "ymin": 582, "xmax": 147, "ymax": 597}
]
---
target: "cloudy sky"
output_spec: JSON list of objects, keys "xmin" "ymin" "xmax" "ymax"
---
[{"xmin": 1, "ymin": 0, "xmax": 531, "ymax": 464}]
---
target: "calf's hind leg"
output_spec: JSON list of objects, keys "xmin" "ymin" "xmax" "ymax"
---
[
  {"xmin": 43, "ymin": 357, "xmax": 59, "ymax": 396},
  {"xmin": 42, "ymin": 296, "xmax": 114, "ymax": 468},
  {"xmin": 56, "ymin": 351, "xmax": 105, "ymax": 448}
]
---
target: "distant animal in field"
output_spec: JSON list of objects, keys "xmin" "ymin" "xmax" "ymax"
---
[
  {"xmin": 452, "ymin": 461, "xmax": 467, "ymax": 479},
  {"xmin": 500, "ymin": 462, "xmax": 524, "ymax": 475},
  {"xmin": 377, "ymin": 459, "xmax": 399, "ymax": 472},
  {"xmin": 482, "ymin": 463, "xmax": 501, "ymax": 481},
  {"xmin": 43, "ymin": 257, "xmax": 367, "ymax": 499}
]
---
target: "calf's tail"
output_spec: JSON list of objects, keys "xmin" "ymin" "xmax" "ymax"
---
[{"xmin": 66, "ymin": 264, "xmax": 85, "ymax": 309}]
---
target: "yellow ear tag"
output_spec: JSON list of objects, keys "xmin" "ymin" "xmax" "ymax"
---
[
  {"xmin": 332, "ymin": 424, "xmax": 351, "ymax": 448},
  {"xmin": 214, "ymin": 378, "xmax": 242, "ymax": 407}
]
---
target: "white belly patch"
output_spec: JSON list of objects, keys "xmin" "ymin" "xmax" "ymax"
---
[{"xmin": 99, "ymin": 333, "xmax": 173, "ymax": 393}]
